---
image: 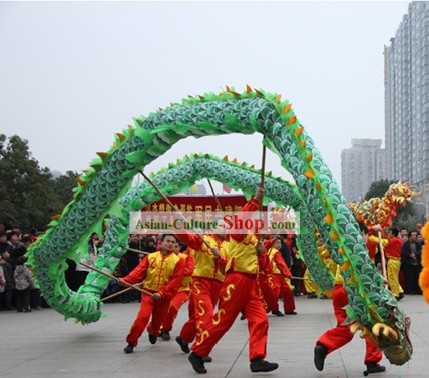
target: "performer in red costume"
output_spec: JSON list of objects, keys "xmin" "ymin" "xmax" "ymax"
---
[
  {"xmin": 370, "ymin": 226, "xmax": 404, "ymax": 300},
  {"xmin": 187, "ymin": 184, "xmax": 279, "ymax": 374},
  {"xmin": 118, "ymin": 234, "xmax": 185, "ymax": 353},
  {"xmin": 314, "ymin": 225, "xmax": 386, "ymax": 375},
  {"xmin": 266, "ymin": 236, "xmax": 297, "ymax": 315},
  {"xmin": 175, "ymin": 229, "xmax": 228, "ymax": 363},
  {"xmin": 159, "ymin": 241, "xmax": 195, "ymax": 341},
  {"xmin": 257, "ymin": 242, "xmax": 277, "ymax": 314}
]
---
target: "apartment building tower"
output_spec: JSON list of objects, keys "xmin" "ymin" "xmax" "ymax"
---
[
  {"xmin": 384, "ymin": 1, "xmax": 429, "ymax": 188},
  {"xmin": 341, "ymin": 139, "xmax": 387, "ymax": 202}
]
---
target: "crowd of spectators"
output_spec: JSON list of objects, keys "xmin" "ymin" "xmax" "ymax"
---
[{"xmin": 0, "ymin": 221, "xmax": 42, "ymax": 312}]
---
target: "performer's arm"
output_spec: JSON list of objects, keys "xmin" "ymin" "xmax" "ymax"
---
[
  {"xmin": 258, "ymin": 249, "xmax": 271, "ymax": 272},
  {"xmin": 274, "ymin": 251, "xmax": 292, "ymax": 278},
  {"xmin": 368, "ymin": 235, "xmax": 388, "ymax": 246},
  {"xmin": 183, "ymin": 253, "xmax": 195, "ymax": 276},
  {"xmin": 176, "ymin": 233, "xmax": 203, "ymax": 251}
]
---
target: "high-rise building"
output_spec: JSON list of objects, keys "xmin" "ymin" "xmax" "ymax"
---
[
  {"xmin": 341, "ymin": 139, "xmax": 387, "ymax": 202},
  {"xmin": 384, "ymin": 2, "xmax": 429, "ymax": 189}
]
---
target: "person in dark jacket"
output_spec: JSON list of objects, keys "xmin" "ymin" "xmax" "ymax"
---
[{"xmin": 401, "ymin": 230, "xmax": 422, "ymax": 295}]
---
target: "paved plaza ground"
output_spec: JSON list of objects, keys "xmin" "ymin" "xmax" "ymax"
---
[{"xmin": 1, "ymin": 294, "xmax": 428, "ymax": 378}]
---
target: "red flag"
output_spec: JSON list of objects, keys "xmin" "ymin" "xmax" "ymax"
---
[{"xmin": 223, "ymin": 183, "xmax": 232, "ymax": 194}]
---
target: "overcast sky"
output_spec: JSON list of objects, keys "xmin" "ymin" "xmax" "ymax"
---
[{"xmin": 0, "ymin": 1, "xmax": 410, "ymax": 192}]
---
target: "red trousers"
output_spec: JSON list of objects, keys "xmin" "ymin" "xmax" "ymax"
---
[
  {"xmin": 192, "ymin": 272, "xmax": 269, "ymax": 361},
  {"xmin": 272, "ymin": 274, "xmax": 296, "ymax": 313},
  {"xmin": 162, "ymin": 290, "xmax": 190, "ymax": 332},
  {"xmin": 126, "ymin": 292, "xmax": 171, "ymax": 346},
  {"xmin": 316, "ymin": 285, "xmax": 382, "ymax": 364},
  {"xmin": 258, "ymin": 274, "xmax": 279, "ymax": 311},
  {"xmin": 180, "ymin": 277, "xmax": 222, "ymax": 343}
]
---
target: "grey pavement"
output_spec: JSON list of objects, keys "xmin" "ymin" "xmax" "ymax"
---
[{"xmin": 1, "ymin": 294, "xmax": 428, "ymax": 378}]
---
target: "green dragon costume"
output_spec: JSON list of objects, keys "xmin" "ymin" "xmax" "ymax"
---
[{"xmin": 27, "ymin": 87, "xmax": 412, "ymax": 365}]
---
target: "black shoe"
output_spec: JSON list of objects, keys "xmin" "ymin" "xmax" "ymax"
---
[
  {"xmin": 366, "ymin": 362, "xmax": 386, "ymax": 374},
  {"xmin": 285, "ymin": 311, "xmax": 297, "ymax": 315},
  {"xmin": 188, "ymin": 352, "xmax": 207, "ymax": 374},
  {"xmin": 314, "ymin": 345, "xmax": 327, "ymax": 371},
  {"xmin": 123, "ymin": 343, "xmax": 134, "ymax": 354},
  {"xmin": 307, "ymin": 293, "xmax": 318, "ymax": 298},
  {"xmin": 272, "ymin": 310, "xmax": 284, "ymax": 317},
  {"xmin": 202, "ymin": 356, "xmax": 212, "ymax": 363},
  {"xmin": 176, "ymin": 336, "xmax": 190, "ymax": 353},
  {"xmin": 240, "ymin": 314, "xmax": 246, "ymax": 320},
  {"xmin": 148, "ymin": 333, "xmax": 157, "ymax": 345},
  {"xmin": 160, "ymin": 330, "xmax": 171, "ymax": 341},
  {"xmin": 250, "ymin": 358, "xmax": 279, "ymax": 373},
  {"xmin": 397, "ymin": 293, "xmax": 404, "ymax": 301}
]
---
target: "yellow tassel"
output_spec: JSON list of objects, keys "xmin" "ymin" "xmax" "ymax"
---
[
  {"xmin": 282, "ymin": 103, "xmax": 292, "ymax": 114},
  {"xmin": 304, "ymin": 168, "xmax": 315, "ymax": 178},
  {"xmin": 75, "ymin": 177, "xmax": 86, "ymax": 186},
  {"xmin": 330, "ymin": 231, "xmax": 340, "ymax": 241},
  {"xmin": 116, "ymin": 133, "xmax": 125, "ymax": 142},
  {"xmin": 288, "ymin": 116, "xmax": 297, "ymax": 125},
  {"xmin": 324, "ymin": 212, "xmax": 334, "ymax": 225},
  {"xmin": 96, "ymin": 152, "xmax": 109, "ymax": 162},
  {"xmin": 295, "ymin": 126, "xmax": 304, "ymax": 136}
]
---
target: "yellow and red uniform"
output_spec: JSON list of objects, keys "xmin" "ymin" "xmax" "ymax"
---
[
  {"xmin": 161, "ymin": 249, "xmax": 195, "ymax": 332},
  {"xmin": 122, "ymin": 250, "xmax": 185, "ymax": 347},
  {"xmin": 384, "ymin": 236, "xmax": 404, "ymax": 297},
  {"xmin": 191, "ymin": 197, "xmax": 272, "ymax": 362},
  {"xmin": 177, "ymin": 234, "xmax": 228, "ymax": 344},
  {"xmin": 267, "ymin": 246, "xmax": 296, "ymax": 313},
  {"xmin": 370, "ymin": 234, "xmax": 404, "ymax": 298},
  {"xmin": 316, "ymin": 267, "xmax": 382, "ymax": 364}
]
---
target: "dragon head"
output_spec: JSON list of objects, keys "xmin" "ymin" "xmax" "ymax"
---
[{"xmin": 350, "ymin": 308, "xmax": 412, "ymax": 365}]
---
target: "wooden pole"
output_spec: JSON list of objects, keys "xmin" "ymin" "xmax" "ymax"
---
[
  {"xmin": 76, "ymin": 260, "xmax": 152, "ymax": 295},
  {"xmin": 377, "ymin": 231, "xmax": 389, "ymax": 288},
  {"xmin": 260, "ymin": 143, "xmax": 267, "ymax": 194},
  {"xmin": 207, "ymin": 178, "xmax": 224, "ymax": 212},
  {"xmin": 291, "ymin": 276, "xmax": 310, "ymax": 281},
  {"xmin": 128, "ymin": 247, "xmax": 151, "ymax": 255},
  {"xmin": 101, "ymin": 286, "xmax": 133, "ymax": 302},
  {"xmin": 258, "ymin": 143, "xmax": 267, "ymax": 241}
]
